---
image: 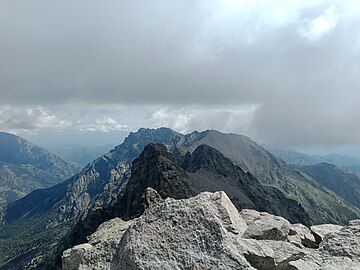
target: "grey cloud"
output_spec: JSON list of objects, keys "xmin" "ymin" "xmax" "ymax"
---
[
  {"xmin": 148, "ymin": 105, "xmax": 259, "ymax": 135},
  {"xmin": 1, "ymin": 0, "xmax": 347, "ymax": 105},
  {"xmin": 1, "ymin": 1, "xmax": 360, "ymax": 148},
  {"xmin": 0, "ymin": 105, "xmax": 70, "ymax": 133}
]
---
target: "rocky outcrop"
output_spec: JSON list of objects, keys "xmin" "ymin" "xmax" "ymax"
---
[
  {"xmin": 117, "ymin": 143, "xmax": 193, "ymax": 220},
  {"xmin": 240, "ymin": 209, "xmax": 318, "ymax": 248},
  {"xmin": 64, "ymin": 143, "xmax": 310, "ymax": 257},
  {"xmin": 63, "ymin": 190, "xmax": 249, "ymax": 269},
  {"xmin": 288, "ymin": 223, "xmax": 318, "ymax": 248},
  {"xmin": 310, "ymin": 223, "xmax": 343, "ymax": 243},
  {"xmin": 62, "ymin": 218, "xmax": 134, "ymax": 270},
  {"xmin": 289, "ymin": 219, "xmax": 360, "ymax": 269},
  {"xmin": 62, "ymin": 190, "xmax": 360, "ymax": 270},
  {"xmin": 241, "ymin": 209, "xmax": 290, "ymax": 241}
]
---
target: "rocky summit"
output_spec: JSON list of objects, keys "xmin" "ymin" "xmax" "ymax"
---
[{"xmin": 62, "ymin": 189, "xmax": 360, "ymax": 270}]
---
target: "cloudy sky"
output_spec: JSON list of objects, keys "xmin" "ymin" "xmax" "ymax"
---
[{"xmin": 1, "ymin": 0, "xmax": 360, "ymax": 155}]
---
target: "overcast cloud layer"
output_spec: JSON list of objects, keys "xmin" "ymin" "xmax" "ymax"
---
[{"xmin": 1, "ymin": 0, "xmax": 360, "ymax": 151}]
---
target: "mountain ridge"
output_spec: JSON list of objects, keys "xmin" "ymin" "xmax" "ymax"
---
[
  {"xmin": 59, "ymin": 142, "xmax": 309, "ymax": 263},
  {"xmin": 0, "ymin": 132, "xmax": 81, "ymax": 208},
  {"xmin": 0, "ymin": 127, "xmax": 359, "ymax": 269}
]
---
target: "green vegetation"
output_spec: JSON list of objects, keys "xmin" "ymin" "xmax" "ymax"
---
[{"xmin": 0, "ymin": 210, "xmax": 74, "ymax": 269}]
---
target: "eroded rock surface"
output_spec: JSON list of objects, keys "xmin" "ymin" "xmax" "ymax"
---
[
  {"xmin": 63, "ymin": 191, "xmax": 360, "ymax": 270},
  {"xmin": 62, "ymin": 218, "xmax": 134, "ymax": 270},
  {"xmin": 289, "ymin": 219, "xmax": 360, "ymax": 269},
  {"xmin": 310, "ymin": 223, "xmax": 343, "ymax": 243},
  {"xmin": 288, "ymin": 223, "xmax": 318, "ymax": 248},
  {"xmin": 241, "ymin": 209, "xmax": 290, "ymax": 241}
]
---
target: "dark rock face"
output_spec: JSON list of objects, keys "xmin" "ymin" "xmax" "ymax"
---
[
  {"xmin": 181, "ymin": 144, "xmax": 310, "ymax": 225},
  {"xmin": 117, "ymin": 144, "xmax": 193, "ymax": 220}
]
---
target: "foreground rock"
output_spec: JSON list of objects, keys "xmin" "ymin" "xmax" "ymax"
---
[
  {"xmin": 62, "ymin": 218, "xmax": 134, "ymax": 270},
  {"xmin": 241, "ymin": 209, "xmax": 290, "ymax": 241},
  {"xmin": 63, "ymin": 190, "xmax": 360, "ymax": 270},
  {"xmin": 310, "ymin": 223, "xmax": 343, "ymax": 243},
  {"xmin": 288, "ymin": 223, "xmax": 318, "ymax": 248},
  {"xmin": 290, "ymin": 220, "xmax": 360, "ymax": 269},
  {"xmin": 240, "ymin": 209, "xmax": 318, "ymax": 248}
]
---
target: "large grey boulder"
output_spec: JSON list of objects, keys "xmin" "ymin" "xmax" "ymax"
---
[
  {"xmin": 288, "ymin": 223, "xmax": 318, "ymax": 248},
  {"xmin": 62, "ymin": 191, "xmax": 360, "ymax": 270},
  {"xmin": 310, "ymin": 223, "xmax": 343, "ymax": 243},
  {"xmin": 241, "ymin": 209, "xmax": 290, "ymax": 241},
  {"xmin": 236, "ymin": 238, "xmax": 306, "ymax": 269},
  {"xmin": 62, "ymin": 218, "xmax": 134, "ymax": 270},
  {"xmin": 63, "ymin": 191, "xmax": 251, "ymax": 269},
  {"xmin": 320, "ymin": 219, "xmax": 360, "ymax": 258},
  {"xmin": 289, "ymin": 220, "xmax": 360, "ymax": 269},
  {"xmin": 118, "ymin": 191, "xmax": 250, "ymax": 270}
]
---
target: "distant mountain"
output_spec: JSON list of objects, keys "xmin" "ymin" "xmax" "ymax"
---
[
  {"xmin": 0, "ymin": 128, "xmax": 359, "ymax": 269},
  {"xmin": 176, "ymin": 130, "xmax": 360, "ymax": 225},
  {"xmin": 0, "ymin": 163, "xmax": 59, "ymax": 205},
  {"xmin": 48, "ymin": 143, "xmax": 118, "ymax": 165},
  {"xmin": 0, "ymin": 132, "xmax": 81, "ymax": 207},
  {"xmin": 269, "ymin": 148, "xmax": 360, "ymax": 170},
  {"xmin": 297, "ymin": 163, "xmax": 360, "ymax": 209}
]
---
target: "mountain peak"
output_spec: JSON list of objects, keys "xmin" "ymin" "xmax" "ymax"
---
[
  {"xmin": 182, "ymin": 144, "xmax": 235, "ymax": 174},
  {"xmin": 117, "ymin": 143, "xmax": 192, "ymax": 220}
]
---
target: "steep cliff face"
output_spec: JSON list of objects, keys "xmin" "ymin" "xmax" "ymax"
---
[
  {"xmin": 117, "ymin": 144, "xmax": 193, "ymax": 220},
  {"xmin": 62, "ymin": 190, "xmax": 360, "ymax": 270}
]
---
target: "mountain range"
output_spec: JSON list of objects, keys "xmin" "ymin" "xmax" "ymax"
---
[
  {"xmin": 0, "ymin": 128, "xmax": 359, "ymax": 269},
  {"xmin": 269, "ymin": 147, "xmax": 360, "ymax": 173}
]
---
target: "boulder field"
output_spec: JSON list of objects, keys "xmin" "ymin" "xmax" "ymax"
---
[{"xmin": 63, "ymin": 189, "xmax": 360, "ymax": 270}]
